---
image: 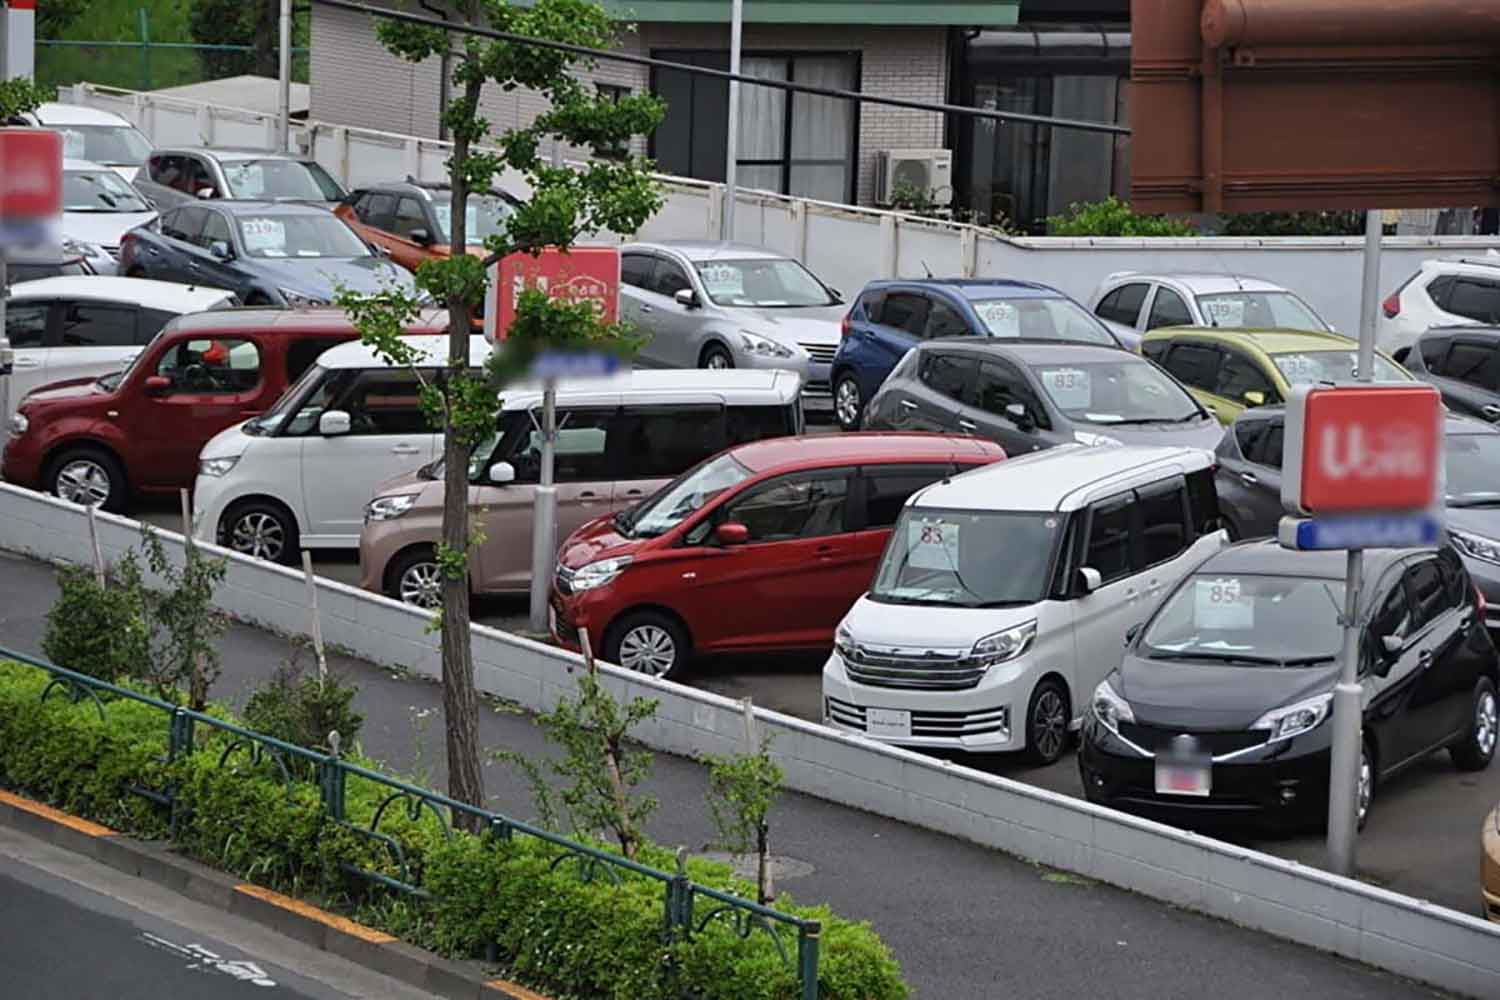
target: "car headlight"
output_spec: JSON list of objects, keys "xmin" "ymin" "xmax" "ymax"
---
[
  {"xmin": 1074, "ymin": 431, "xmax": 1123, "ymax": 447},
  {"xmin": 569, "ymin": 555, "xmax": 634, "ymax": 592},
  {"xmin": 1091, "ymin": 678, "xmax": 1134, "ymax": 734},
  {"xmin": 198, "ymin": 455, "xmax": 240, "ymax": 478},
  {"xmin": 63, "ymin": 238, "xmax": 108, "ymax": 260},
  {"xmin": 8, "ymin": 412, "xmax": 28, "ymax": 436},
  {"xmin": 737, "ymin": 330, "xmax": 796, "ymax": 359},
  {"xmin": 365, "ymin": 494, "xmax": 419, "ymax": 521},
  {"xmin": 1452, "ymin": 529, "xmax": 1500, "ymax": 566},
  {"xmin": 1252, "ymin": 692, "xmax": 1332, "ymax": 741},
  {"xmin": 967, "ymin": 620, "xmax": 1037, "ymax": 667},
  {"xmin": 834, "ymin": 622, "xmax": 856, "ymax": 661},
  {"xmin": 279, "ymin": 287, "xmax": 329, "ymax": 308}
]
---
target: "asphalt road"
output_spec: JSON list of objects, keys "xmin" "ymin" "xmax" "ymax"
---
[
  {"xmin": 0, "ymin": 550, "xmax": 1452, "ymax": 999},
  {"xmin": 0, "ymin": 824, "xmax": 435, "ymax": 1000}
]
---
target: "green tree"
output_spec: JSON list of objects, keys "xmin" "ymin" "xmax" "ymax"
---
[
  {"xmin": 704, "ymin": 727, "xmax": 784, "ymax": 905},
  {"xmin": 0, "ymin": 77, "xmax": 53, "ymax": 120},
  {"xmin": 189, "ymin": 0, "xmax": 309, "ymax": 80},
  {"xmin": 136, "ymin": 527, "xmax": 229, "ymax": 711},
  {"xmin": 337, "ymin": 0, "xmax": 663, "ymax": 820},
  {"xmin": 1046, "ymin": 196, "xmax": 1198, "ymax": 237},
  {"xmin": 36, "ymin": 0, "xmax": 89, "ymax": 40}
]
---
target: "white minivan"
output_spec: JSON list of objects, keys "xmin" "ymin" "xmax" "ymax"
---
[{"xmin": 822, "ymin": 444, "xmax": 1226, "ymax": 764}]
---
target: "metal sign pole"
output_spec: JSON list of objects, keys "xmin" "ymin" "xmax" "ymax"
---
[
  {"xmin": 721, "ymin": 0, "xmax": 743, "ymax": 241},
  {"xmin": 528, "ymin": 379, "xmax": 558, "ymax": 633},
  {"xmin": 278, "ymin": 0, "xmax": 293, "ymax": 151},
  {"xmin": 1326, "ymin": 208, "xmax": 1384, "ymax": 875},
  {"xmin": 0, "ymin": 247, "xmax": 9, "ymax": 440}
]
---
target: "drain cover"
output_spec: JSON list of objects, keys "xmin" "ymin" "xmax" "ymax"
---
[{"xmin": 699, "ymin": 851, "xmax": 816, "ymax": 881}]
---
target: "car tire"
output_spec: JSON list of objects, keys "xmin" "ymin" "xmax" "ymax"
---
[
  {"xmin": 124, "ymin": 266, "xmax": 148, "ymax": 279},
  {"xmin": 386, "ymin": 546, "xmax": 445, "ymax": 609},
  {"xmin": 45, "ymin": 446, "xmax": 128, "ymax": 513},
  {"xmin": 1451, "ymin": 677, "xmax": 1499, "ymax": 772},
  {"xmin": 220, "ymin": 500, "xmax": 299, "ymax": 565},
  {"xmin": 604, "ymin": 611, "xmax": 690, "ymax": 680},
  {"xmin": 244, "ymin": 292, "xmax": 273, "ymax": 306},
  {"xmin": 1357, "ymin": 740, "xmax": 1375, "ymax": 831},
  {"xmin": 833, "ymin": 372, "xmax": 863, "ymax": 432},
  {"xmin": 699, "ymin": 344, "xmax": 734, "ymax": 370},
  {"xmin": 1024, "ymin": 677, "xmax": 1071, "ymax": 765}
]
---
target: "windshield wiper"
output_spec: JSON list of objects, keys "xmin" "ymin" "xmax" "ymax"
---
[
  {"xmin": 1281, "ymin": 655, "xmax": 1337, "ymax": 667},
  {"xmin": 1106, "ymin": 415, "xmax": 1201, "ymax": 426},
  {"xmin": 1148, "ymin": 650, "xmax": 1284, "ymax": 666},
  {"xmin": 977, "ymin": 599, "xmax": 1033, "ymax": 609},
  {"xmin": 1448, "ymin": 497, "xmax": 1500, "ymax": 508}
]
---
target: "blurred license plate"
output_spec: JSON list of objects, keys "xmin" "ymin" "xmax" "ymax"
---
[
  {"xmin": 866, "ymin": 708, "xmax": 911, "ymax": 739},
  {"xmin": 1155, "ymin": 761, "xmax": 1211, "ymax": 797}
]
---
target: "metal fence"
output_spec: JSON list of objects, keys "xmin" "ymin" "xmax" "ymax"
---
[{"xmin": 0, "ymin": 646, "xmax": 821, "ymax": 999}]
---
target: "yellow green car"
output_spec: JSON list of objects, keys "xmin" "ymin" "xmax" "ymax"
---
[{"xmin": 1140, "ymin": 328, "xmax": 1414, "ymax": 424}]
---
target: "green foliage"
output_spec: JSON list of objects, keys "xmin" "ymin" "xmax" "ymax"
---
[
  {"xmin": 36, "ymin": 0, "xmax": 89, "ymax": 38},
  {"xmin": 1218, "ymin": 210, "xmax": 1366, "ymax": 237},
  {"xmin": 0, "ymin": 659, "xmax": 908, "ymax": 1000},
  {"xmin": 188, "ymin": 0, "xmax": 309, "ymax": 80},
  {"xmin": 704, "ymin": 731, "xmax": 784, "ymax": 905},
  {"xmin": 135, "ymin": 528, "xmax": 228, "ymax": 710},
  {"xmin": 1046, "ymin": 196, "xmax": 1198, "ymax": 237},
  {"xmin": 41, "ymin": 558, "xmax": 150, "ymax": 683},
  {"xmin": 0, "ymin": 76, "xmax": 55, "ymax": 119},
  {"xmin": 243, "ymin": 643, "xmax": 364, "ymax": 760}
]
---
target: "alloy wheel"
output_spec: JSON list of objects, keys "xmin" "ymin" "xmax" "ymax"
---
[
  {"xmin": 55, "ymin": 459, "xmax": 111, "ymax": 507},
  {"xmin": 230, "ymin": 512, "xmax": 286, "ymax": 561},
  {"xmin": 399, "ymin": 561, "xmax": 444, "ymax": 609},
  {"xmin": 618, "ymin": 624, "xmax": 676, "ymax": 677},
  {"xmin": 835, "ymin": 379, "xmax": 862, "ymax": 428},
  {"xmin": 1477, "ymin": 689, "xmax": 1498, "ymax": 758},
  {"xmin": 1031, "ymin": 688, "xmax": 1067, "ymax": 762},
  {"xmin": 704, "ymin": 351, "xmax": 731, "ymax": 370}
]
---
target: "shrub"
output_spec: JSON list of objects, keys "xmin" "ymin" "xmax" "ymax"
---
[
  {"xmin": 243, "ymin": 644, "xmax": 364, "ymax": 757},
  {"xmin": 1047, "ymin": 196, "xmax": 1198, "ymax": 237},
  {"xmin": 41, "ymin": 557, "xmax": 150, "ymax": 683}
]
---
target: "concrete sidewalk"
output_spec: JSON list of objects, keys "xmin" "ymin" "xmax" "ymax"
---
[{"xmin": 0, "ymin": 550, "xmax": 1449, "ymax": 999}]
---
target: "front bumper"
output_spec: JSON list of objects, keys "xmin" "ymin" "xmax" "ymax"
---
[
  {"xmin": 801, "ymin": 360, "xmax": 834, "ymax": 411},
  {"xmin": 549, "ymin": 580, "xmax": 611, "ymax": 650},
  {"xmin": 189, "ymin": 472, "xmax": 236, "ymax": 545},
  {"xmin": 0, "ymin": 428, "xmax": 43, "ymax": 489},
  {"xmin": 820, "ymin": 651, "xmax": 1022, "ymax": 753}
]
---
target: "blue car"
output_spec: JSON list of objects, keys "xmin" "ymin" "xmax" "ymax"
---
[
  {"xmin": 829, "ymin": 278, "xmax": 1125, "ymax": 430},
  {"xmin": 119, "ymin": 200, "xmax": 416, "ymax": 307}
]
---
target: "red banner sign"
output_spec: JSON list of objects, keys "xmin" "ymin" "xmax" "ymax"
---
[
  {"xmin": 484, "ymin": 246, "xmax": 621, "ymax": 344},
  {"xmin": 0, "ymin": 128, "xmax": 62, "ymax": 221}
]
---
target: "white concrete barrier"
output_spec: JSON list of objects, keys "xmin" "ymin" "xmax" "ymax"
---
[{"xmin": 2, "ymin": 481, "xmax": 1497, "ymax": 998}]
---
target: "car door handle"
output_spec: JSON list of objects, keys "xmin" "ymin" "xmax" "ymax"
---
[
  {"xmin": 12, "ymin": 358, "xmax": 40, "ymax": 369},
  {"xmin": 958, "ymin": 419, "xmax": 977, "ymax": 432},
  {"xmin": 814, "ymin": 543, "xmax": 840, "ymax": 558},
  {"xmin": 639, "ymin": 304, "xmax": 654, "ymax": 314},
  {"xmin": 899, "ymin": 400, "xmax": 918, "ymax": 411},
  {"xmin": 239, "ymin": 409, "xmax": 259, "ymax": 417},
  {"xmin": 1484, "ymin": 405, "xmax": 1500, "ymax": 420},
  {"xmin": 1239, "ymin": 471, "xmax": 1258, "ymax": 487},
  {"xmin": 1418, "ymin": 649, "xmax": 1433, "ymax": 665},
  {"xmin": 624, "ymin": 489, "xmax": 645, "ymax": 498},
  {"xmin": 578, "ymin": 491, "xmax": 600, "ymax": 501},
  {"xmin": 391, "ymin": 444, "xmax": 421, "ymax": 455}
]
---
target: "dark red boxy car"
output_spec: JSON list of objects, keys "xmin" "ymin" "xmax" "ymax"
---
[
  {"xmin": 1, "ymin": 307, "xmax": 448, "ymax": 512},
  {"xmin": 551, "ymin": 433, "xmax": 1006, "ymax": 678}
]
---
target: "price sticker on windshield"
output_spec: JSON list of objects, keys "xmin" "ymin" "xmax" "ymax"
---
[
  {"xmin": 58, "ymin": 129, "xmax": 87, "ymax": 160},
  {"xmin": 1203, "ymin": 298, "xmax": 1245, "ymax": 328},
  {"xmin": 241, "ymin": 217, "xmax": 286, "ymax": 256},
  {"xmin": 908, "ymin": 518, "xmax": 960, "ymax": 571},
  {"xmin": 1040, "ymin": 367, "xmax": 1091, "ymax": 410},
  {"xmin": 1275, "ymin": 354, "xmax": 1321, "ymax": 385},
  {"xmin": 699, "ymin": 264, "xmax": 743, "ymax": 299},
  {"xmin": 1194, "ymin": 577, "xmax": 1254, "ymax": 630},
  {"xmin": 974, "ymin": 300, "xmax": 1019, "ymax": 337}
]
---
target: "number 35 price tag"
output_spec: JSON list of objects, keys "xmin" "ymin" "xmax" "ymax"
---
[{"xmin": 909, "ymin": 518, "xmax": 960, "ymax": 570}]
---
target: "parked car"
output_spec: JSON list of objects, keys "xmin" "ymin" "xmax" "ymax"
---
[
  {"xmin": 361, "ymin": 369, "xmax": 806, "ymax": 606},
  {"xmin": 1402, "ymin": 326, "xmax": 1500, "ymax": 423},
  {"xmin": 619, "ymin": 241, "xmax": 844, "ymax": 414},
  {"xmin": 60, "ymin": 159, "xmax": 158, "ymax": 274},
  {"xmin": 2, "ymin": 309, "xmax": 447, "ymax": 511},
  {"xmin": 863, "ymin": 339, "xmax": 1221, "ymax": 454},
  {"xmin": 550, "ymin": 433, "xmax": 1006, "ymax": 679},
  {"xmin": 1080, "ymin": 541, "xmax": 1497, "ymax": 831},
  {"xmin": 192, "ymin": 334, "xmax": 484, "ymax": 563},
  {"xmin": 822, "ymin": 444, "xmax": 1226, "ymax": 764},
  {"xmin": 133, "ymin": 147, "xmax": 348, "ymax": 213},
  {"xmin": 1485, "ymin": 798, "xmax": 1500, "ymax": 922},
  {"xmin": 1, "ymin": 276, "xmax": 237, "ymax": 423},
  {"xmin": 120, "ymin": 201, "xmax": 415, "ymax": 307},
  {"xmin": 1141, "ymin": 327, "xmax": 1411, "ymax": 424},
  {"xmin": 5, "ymin": 102, "xmax": 152, "ymax": 181},
  {"xmin": 1216, "ymin": 408, "xmax": 1500, "ymax": 636},
  {"xmin": 1089, "ymin": 272, "xmax": 1333, "ymax": 344},
  {"xmin": 1, "ymin": 245, "xmax": 94, "ymax": 287},
  {"xmin": 1379, "ymin": 253, "xmax": 1500, "ymax": 361},
  {"xmin": 335, "ymin": 179, "xmax": 518, "ymax": 274},
  {"xmin": 830, "ymin": 278, "xmax": 1123, "ymax": 432}
]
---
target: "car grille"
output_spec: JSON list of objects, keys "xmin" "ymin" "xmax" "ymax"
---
[
  {"xmin": 103, "ymin": 245, "xmax": 120, "ymax": 261},
  {"xmin": 841, "ymin": 642, "xmax": 985, "ymax": 690},
  {"xmin": 826, "ymin": 697, "xmax": 1009, "ymax": 738},
  {"xmin": 555, "ymin": 565, "xmax": 576, "ymax": 596},
  {"xmin": 1117, "ymin": 721, "xmax": 1270, "ymax": 759},
  {"xmin": 800, "ymin": 343, "xmax": 838, "ymax": 365},
  {"xmin": 804, "ymin": 380, "xmax": 831, "ymax": 397}
]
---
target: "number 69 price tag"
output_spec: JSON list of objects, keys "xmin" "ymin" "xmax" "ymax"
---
[
  {"xmin": 1194, "ymin": 577, "xmax": 1254, "ymax": 629},
  {"xmin": 908, "ymin": 518, "xmax": 960, "ymax": 570}
]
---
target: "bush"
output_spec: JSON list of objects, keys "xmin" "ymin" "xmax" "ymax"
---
[
  {"xmin": 1047, "ymin": 197, "xmax": 1198, "ymax": 237},
  {"xmin": 243, "ymin": 645, "xmax": 364, "ymax": 757},
  {"xmin": 41, "ymin": 559, "xmax": 150, "ymax": 683},
  {"xmin": 0, "ymin": 661, "xmax": 907, "ymax": 1000}
]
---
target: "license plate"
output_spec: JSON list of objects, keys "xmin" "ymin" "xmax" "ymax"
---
[
  {"xmin": 866, "ymin": 708, "xmax": 912, "ymax": 739},
  {"xmin": 1155, "ymin": 761, "xmax": 1211, "ymax": 797}
]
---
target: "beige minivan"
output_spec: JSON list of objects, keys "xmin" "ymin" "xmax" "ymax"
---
[{"xmin": 358, "ymin": 368, "xmax": 806, "ymax": 606}]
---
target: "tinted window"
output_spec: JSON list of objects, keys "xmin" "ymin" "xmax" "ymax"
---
[
  {"xmin": 919, "ymin": 351, "xmax": 970, "ymax": 401},
  {"xmin": 57, "ymin": 303, "xmax": 136, "ymax": 348},
  {"xmin": 880, "ymin": 292, "xmax": 929, "ymax": 335},
  {"xmin": 1185, "ymin": 467, "xmax": 1221, "ymax": 536},
  {"xmin": 1440, "ymin": 341, "xmax": 1500, "ymax": 391},
  {"xmin": 138, "ymin": 309, "xmax": 179, "ymax": 345},
  {"xmin": 163, "ymin": 207, "xmax": 206, "ymax": 243},
  {"xmin": 393, "ymin": 198, "xmax": 428, "ymax": 239},
  {"xmin": 1086, "ymin": 496, "xmax": 1134, "ymax": 584},
  {"xmin": 974, "ymin": 360, "xmax": 1031, "ymax": 416},
  {"xmin": 1215, "ymin": 349, "xmax": 1276, "ymax": 401},
  {"xmin": 364, "ymin": 193, "xmax": 398, "ymax": 230},
  {"xmin": 1234, "ymin": 419, "xmax": 1266, "ymax": 461},
  {"xmin": 1419, "ymin": 336, "xmax": 1449, "ymax": 372},
  {"xmin": 1096, "ymin": 283, "xmax": 1148, "ymax": 326},
  {"xmin": 185, "ymin": 157, "xmax": 218, "ymax": 196},
  {"xmin": 1445, "ymin": 278, "xmax": 1500, "ymax": 324},
  {"xmin": 1403, "ymin": 560, "xmax": 1448, "ymax": 632},
  {"xmin": 1260, "ymin": 423, "xmax": 1285, "ymax": 468},
  {"xmin": 286, "ymin": 338, "xmax": 335, "ymax": 382},
  {"xmin": 333, "ymin": 369, "xmax": 431, "ymax": 435},
  {"xmin": 621, "ymin": 253, "xmax": 655, "ymax": 289},
  {"xmin": 1146, "ymin": 288, "xmax": 1193, "ymax": 329},
  {"xmin": 1137, "ymin": 481, "xmax": 1189, "ymax": 566},
  {"xmin": 1366, "ymin": 578, "xmax": 1413, "ymax": 665},
  {"xmin": 652, "ymin": 260, "xmax": 693, "ymax": 298},
  {"xmin": 621, "ymin": 407, "xmax": 726, "ymax": 479},
  {"xmin": 862, "ymin": 465, "xmax": 950, "ymax": 529},
  {"xmin": 505, "ymin": 409, "xmax": 613, "ymax": 483},
  {"xmin": 149, "ymin": 153, "xmax": 183, "ymax": 186},
  {"xmin": 156, "ymin": 337, "xmax": 261, "ymax": 394},
  {"xmin": 199, "ymin": 211, "xmax": 232, "ymax": 249},
  {"xmin": 1161, "ymin": 343, "xmax": 1220, "ymax": 391},
  {"xmin": 1437, "ymin": 547, "xmax": 1469, "ymax": 609},
  {"xmin": 859, "ymin": 290, "xmax": 885, "ymax": 322},
  {"xmin": 924, "ymin": 299, "xmax": 969, "ymax": 338},
  {"xmin": 725, "ymin": 404, "xmax": 797, "ymax": 445},
  {"xmin": 1426, "ymin": 275, "xmax": 1454, "ymax": 310},
  {"xmin": 725, "ymin": 472, "xmax": 850, "ymax": 542},
  {"xmin": 3, "ymin": 302, "xmax": 50, "ymax": 348}
]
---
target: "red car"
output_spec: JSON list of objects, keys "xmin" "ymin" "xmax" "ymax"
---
[
  {"xmin": 1, "ymin": 307, "xmax": 448, "ymax": 512},
  {"xmin": 551, "ymin": 433, "xmax": 1006, "ymax": 678}
]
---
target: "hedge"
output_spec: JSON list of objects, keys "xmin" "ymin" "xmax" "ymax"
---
[{"xmin": 0, "ymin": 661, "xmax": 906, "ymax": 1000}]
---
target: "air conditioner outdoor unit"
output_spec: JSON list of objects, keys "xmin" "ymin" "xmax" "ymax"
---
[{"xmin": 876, "ymin": 149, "xmax": 954, "ymax": 206}]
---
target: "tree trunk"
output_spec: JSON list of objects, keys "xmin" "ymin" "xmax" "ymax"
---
[{"xmin": 439, "ymin": 72, "xmax": 487, "ymax": 831}]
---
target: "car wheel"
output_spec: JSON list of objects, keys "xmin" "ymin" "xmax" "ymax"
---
[
  {"xmin": 605, "ymin": 611, "xmax": 689, "ymax": 680},
  {"xmin": 700, "ymin": 344, "xmax": 734, "ymax": 370},
  {"xmin": 1357, "ymin": 740, "xmax": 1375, "ymax": 831},
  {"xmin": 834, "ymin": 373, "xmax": 863, "ymax": 431},
  {"xmin": 1024, "ymin": 678, "xmax": 1070, "ymax": 765},
  {"xmin": 1451, "ymin": 677, "xmax": 1499, "ymax": 771},
  {"xmin": 386, "ymin": 547, "xmax": 444, "ymax": 609},
  {"xmin": 46, "ymin": 447, "xmax": 127, "ymax": 512},
  {"xmin": 221, "ymin": 500, "xmax": 299, "ymax": 565},
  {"xmin": 244, "ymin": 292, "xmax": 273, "ymax": 306}
]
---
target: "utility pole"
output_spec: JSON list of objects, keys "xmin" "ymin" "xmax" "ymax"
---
[
  {"xmin": 277, "ymin": 0, "xmax": 293, "ymax": 151},
  {"xmin": 720, "ymin": 0, "xmax": 743, "ymax": 241},
  {"xmin": 527, "ymin": 381, "xmax": 558, "ymax": 633}
]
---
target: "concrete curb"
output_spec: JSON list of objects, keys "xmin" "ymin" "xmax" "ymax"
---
[{"xmin": 0, "ymin": 790, "xmax": 547, "ymax": 1000}]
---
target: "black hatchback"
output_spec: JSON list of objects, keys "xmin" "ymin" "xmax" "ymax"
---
[
  {"xmin": 1403, "ymin": 325, "xmax": 1500, "ymax": 424},
  {"xmin": 1080, "ymin": 541, "xmax": 1498, "ymax": 832}
]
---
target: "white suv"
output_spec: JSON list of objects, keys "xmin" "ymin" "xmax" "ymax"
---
[
  {"xmin": 1378, "ymin": 253, "xmax": 1500, "ymax": 361},
  {"xmin": 822, "ymin": 444, "xmax": 1226, "ymax": 764}
]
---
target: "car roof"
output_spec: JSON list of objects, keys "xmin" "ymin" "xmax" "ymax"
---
[
  {"xmin": 624, "ymin": 240, "xmax": 787, "ymax": 262},
  {"xmin": 30, "ymin": 102, "xmax": 134, "ymax": 127},
  {"xmin": 1196, "ymin": 539, "xmax": 1413, "ymax": 583},
  {"xmin": 929, "ymin": 339, "xmax": 1138, "ymax": 366},
  {"xmin": 7, "ymin": 276, "xmax": 238, "ymax": 311},
  {"xmin": 499, "ymin": 368, "xmax": 804, "ymax": 411},
  {"xmin": 353, "ymin": 179, "xmax": 511, "ymax": 201},
  {"xmin": 728, "ymin": 432, "xmax": 1003, "ymax": 475},
  {"xmin": 1144, "ymin": 327, "xmax": 1356, "ymax": 353},
  {"xmin": 154, "ymin": 147, "xmax": 315, "ymax": 162},
  {"xmin": 170, "ymin": 307, "xmax": 449, "ymax": 336},
  {"xmin": 1233, "ymin": 404, "xmax": 1494, "ymax": 437},
  {"xmin": 62, "ymin": 158, "xmax": 110, "ymax": 172},
  {"xmin": 317, "ymin": 333, "xmax": 489, "ymax": 369},
  {"xmin": 1102, "ymin": 272, "xmax": 1286, "ymax": 295},
  {"xmin": 1425, "ymin": 324, "xmax": 1500, "ymax": 339},
  {"xmin": 864, "ymin": 278, "xmax": 1064, "ymax": 300},
  {"xmin": 912, "ymin": 444, "xmax": 1213, "ymax": 513},
  {"xmin": 209, "ymin": 200, "xmax": 335, "ymax": 216}
]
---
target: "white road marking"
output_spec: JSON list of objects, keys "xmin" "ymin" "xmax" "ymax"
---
[{"xmin": 140, "ymin": 932, "xmax": 277, "ymax": 987}]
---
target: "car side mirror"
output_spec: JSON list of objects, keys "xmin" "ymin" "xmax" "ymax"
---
[
  {"xmin": 143, "ymin": 375, "xmax": 172, "ymax": 396},
  {"xmin": 1381, "ymin": 634, "xmax": 1404, "ymax": 655},
  {"xmin": 196, "ymin": 187, "xmax": 216, "ymax": 200},
  {"xmin": 1077, "ymin": 566, "xmax": 1102, "ymax": 594},
  {"xmin": 715, "ymin": 522, "xmax": 749, "ymax": 546},
  {"xmin": 1005, "ymin": 402, "xmax": 1034, "ymax": 429},
  {"xmin": 1125, "ymin": 622, "xmax": 1143, "ymax": 646},
  {"xmin": 409, "ymin": 227, "xmax": 432, "ymax": 246},
  {"xmin": 209, "ymin": 240, "xmax": 233, "ymax": 261},
  {"xmin": 488, "ymin": 461, "xmax": 515, "ymax": 485},
  {"xmin": 1243, "ymin": 390, "xmax": 1266, "ymax": 406},
  {"xmin": 675, "ymin": 288, "xmax": 700, "ymax": 309},
  {"xmin": 319, "ymin": 410, "xmax": 352, "ymax": 436}
]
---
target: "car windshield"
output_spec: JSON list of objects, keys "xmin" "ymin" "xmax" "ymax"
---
[
  {"xmin": 236, "ymin": 214, "xmax": 370, "ymax": 259},
  {"xmin": 432, "ymin": 195, "xmax": 513, "ymax": 245},
  {"xmin": 870, "ymin": 509, "xmax": 1062, "ymax": 607},
  {"xmin": 627, "ymin": 453, "xmax": 754, "ymax": 537},
  {"xmin": 221, "ymin": 159, "xmax": 346, "ymax": 201},
  {"xmin": 692, "ymin": 258, "xmax": 836, "ymax": 308},
  {"xmin": 1271, "ymin": 350, "xmax": 1406, "ymax": 385},
  {"xmin": 1031, "ymin": 359, "xmax": 1202, "ymax": 424},
  {"xmin": 973, "ymin": 297, "xmax": 1116, "ymax": 346},
  {"xmin": 1142, "ymin": 572, "xmax": 1345, "ymax": 664},
  {"xmin": 55, "ymin": 124, "xmax": 152, "ymax": 165},
  {"xmin": 1446, "ymin": 433, "xmax": 1500, "ymax": 506},
  {"xmin": 1196, "ymin": 291, "xmax": 1328, "ymax": 331},
  {"xmin": 244, "ymin": 363, "xmax": 333, "ymax": 436},
  {"xmin": 62, "ymin": 169, "xmax": 151, "ymax": 212}
]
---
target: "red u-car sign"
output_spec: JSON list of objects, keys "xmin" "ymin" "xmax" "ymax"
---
[
  {"xmin": 1282, "ymin": 383, "xmax": 1444, "ymax": 516},
  {"xmin": 483, "ymin": 246, "xmax": 621, "ymax": 344},
  {"xmin": 0, "ymin": 128, "xmax": 62, "ymax": 241}
]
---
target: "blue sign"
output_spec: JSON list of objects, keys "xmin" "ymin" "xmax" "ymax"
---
[
  {"xmin": 0, "ymin": 217, "xmax": 57, "ymax": 249},
  {"xmin": 1278, "ymin": 513, "xmax": 1442, "ymax": 551},
  {"xmin": 530, "ymin": 350, "xmax": 622, "ymax": 379}
]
